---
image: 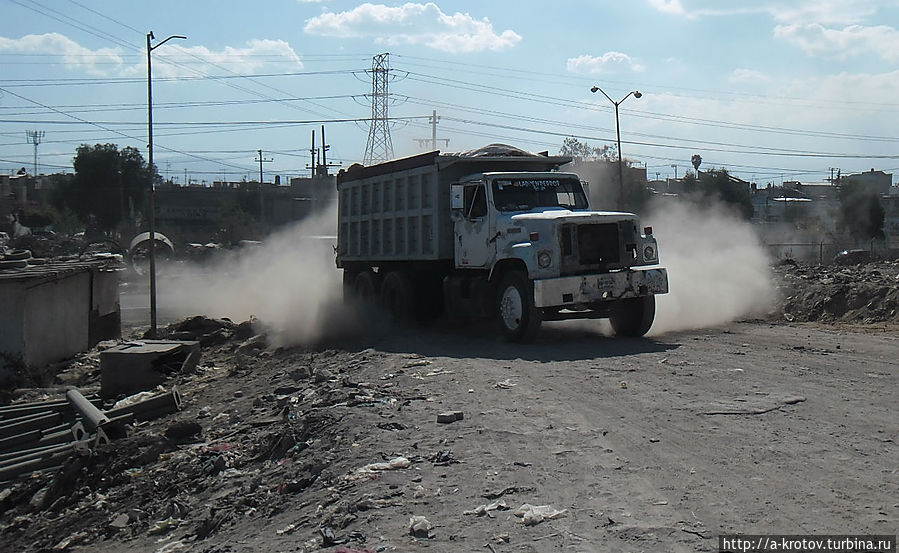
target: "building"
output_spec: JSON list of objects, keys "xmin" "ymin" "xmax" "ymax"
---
[
  {"xmin": 841, "ymin": 169, "xmax": 892, "ymax": 195},
  {"xmin": 154, "ymin": 174, "xmax": 336, "ymax": 245},
  {"xmin": 0, "ymin": 258, "xmax": 121, "ymax": 370}
]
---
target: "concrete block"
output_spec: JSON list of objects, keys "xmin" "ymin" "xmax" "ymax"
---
[{"xmin": 100, "ymin": 340, "xmax": 200, "ymax": 398}]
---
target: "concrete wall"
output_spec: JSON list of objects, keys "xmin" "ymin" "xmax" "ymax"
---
[
  {"xmin": 23, "ymin": 272, "xmax": 90, "ymax": 367},
  {"xmin": 0, "ymin": 282, "xmax": 25, "ymax": 361},
  {"xmin": 0, "ymin": 265, "xmax": 120, "ymax": 368}
]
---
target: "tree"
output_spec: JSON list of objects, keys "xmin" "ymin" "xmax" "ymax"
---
[
  {"xmin": 691, "ymin": 154, "xmax": 702, "ymax": 173},
  {"xmin": 682, "ymin": 168, "xmax": 753, "ymax": 219},
  {"xmin": 57, "ymin": 144, "xmax": 156, "ymax": 231},
  {"xmin": 17, "ymin": 206, "xmax": 58, "ymax": 229},
  {"xmin": 838, "ymin": 181, "xmax": 885, "ymax": 243},
  {"xmin": 559, "ymin": 137, "xmax": 615, "ymax": 162}
]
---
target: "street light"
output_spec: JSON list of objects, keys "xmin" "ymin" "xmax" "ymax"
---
[
  {"xmin": 590, "ymin": 85, "xmax": 642, "ymax": 210},
  {"xmin": 147, "ymin": 31, "xmax": 186, "ymax": 338}
]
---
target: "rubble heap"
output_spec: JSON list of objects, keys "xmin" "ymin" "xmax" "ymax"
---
[
  {"xmin": 772, "ymin": 260, "xmax": 899, "ymax": 324},
  {"xmin": 0, "ymin": 318, "xmax": 434, "ymax": 553}
]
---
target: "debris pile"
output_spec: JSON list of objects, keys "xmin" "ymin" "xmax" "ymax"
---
[
  {"xmin": 772, "ymin": 260, "xmax": 899, "ymax": 324},
  {"xmin": 0, "ymin": 387, "xmax": 182, "ymax": 483},
  {"xmin": 0, "ymin": 317, "xmax": 437, "ymax": 552}
]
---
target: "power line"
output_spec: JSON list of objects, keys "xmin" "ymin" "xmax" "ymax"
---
[{"xmin": 0, "ymin": 86, "xmax": 254, "ymax": 172}]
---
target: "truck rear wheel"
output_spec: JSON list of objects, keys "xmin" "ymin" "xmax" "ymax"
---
[
  {"xmin": 496, "ymin": 271, "xmax": 541, "ymax": 343},
  {"xmin": 381, "ymin": 271, "xmax": 414, "ymax": 322},
  {"xmin": 609, "ymin": 295, "xmax": 655, "ymax": 337},
  {"xmin": 354, "ymin": 271, "xmax": 379, "ymax": 301}
]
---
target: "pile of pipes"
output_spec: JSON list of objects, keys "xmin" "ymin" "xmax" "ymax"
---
[{"xmin": 0, "ymin": 387, "xmax": 181, "ymax": 483}]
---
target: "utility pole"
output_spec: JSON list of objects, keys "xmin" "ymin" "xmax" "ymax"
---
[
  {"xmin": 25, "ymin": 130, "xmax": 44, "ymax": 175},
  {"xmin": 147, "ymin": 30, "xmax": 186, "ymax": 338},
  {"xmin": 255, "ymin": 149, "xmax": 272, "ymax": 227},
  {"xmin": 430, "ymin": 110, "xmax": 437, "ymax": 150},
  {"xmin": 670, "ymin": 164, "xmax": 678, "ymax": 180},
  {"xmin": 308, "ymin": 130, "xmax": 317, "ymax": 177},
  {"xmin": 414, "ymin": 110, "xmax": 449, "ymax": 151}
]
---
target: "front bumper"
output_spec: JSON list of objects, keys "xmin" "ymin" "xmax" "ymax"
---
[{"xmin": 533, "ymin": 268, "xmax": 669, "ymax": 308}]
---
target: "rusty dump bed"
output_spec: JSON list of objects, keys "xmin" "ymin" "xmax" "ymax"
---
[{"xmin": 336, "ymin": 145, "xmax": 571, "ymax": 265}]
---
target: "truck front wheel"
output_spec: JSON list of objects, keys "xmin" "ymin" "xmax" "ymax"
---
[
  {"xmin": 609, "ymin": 295, "xmax": 655, "ymax": 337},
  {"xmin": 496, "ymin": 271, "xmax": 541, "ymax": 343}
]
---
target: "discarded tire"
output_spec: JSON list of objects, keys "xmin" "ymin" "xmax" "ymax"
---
[{"xmin": 2, "ymin": 249, "xmax": 32, "ymax": 261}]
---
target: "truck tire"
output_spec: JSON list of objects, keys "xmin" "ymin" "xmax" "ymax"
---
[
  {"xmin": 381, "ymin": 271, "xmax": 414, "ymax": 322},
  {"xmin": 496, "ymin": 271, "xmax": 541, "ymax": 343},
  {"xmin": 609, "ymin": 295, "xmax": 655, "ymax": 337},
  {"xmin": 354, "ymin": 271, "xmax": 379, "ymax": 302}
]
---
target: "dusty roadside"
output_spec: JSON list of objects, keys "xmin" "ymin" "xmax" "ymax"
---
[{"xmin": 1, "ymin": 317, "xmax": 895, "ymax": 553}]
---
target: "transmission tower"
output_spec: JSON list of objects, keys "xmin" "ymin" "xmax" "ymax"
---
[
  {"xmin": 26, "ymin": 130, "xmax": 44, "ymax": 175},
  {"xmin": 363, "ymin": 53, "xmax": 393, "ymax": 165}
]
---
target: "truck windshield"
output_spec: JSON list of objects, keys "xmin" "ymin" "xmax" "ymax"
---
[{"xmin": 491, "ymin": 177, "xmax": 588, "ymax": 212}]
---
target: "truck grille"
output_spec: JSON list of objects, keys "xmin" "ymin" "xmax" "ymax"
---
[
  {"xmin": 577, "ymin": 223, "xmax": 620, "ymax": 264},
  {"xmin": 560, "ymin": 222, "xmax": 630, "ymax": 275}
]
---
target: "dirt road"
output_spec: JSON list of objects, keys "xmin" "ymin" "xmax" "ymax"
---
[
  {"xmin": 2, "ymin": 320, "xmax": 896, "ymax": 552},
  {"xmin": 319, "ymin": 320, "xmax": 897, "ymax": 552}
]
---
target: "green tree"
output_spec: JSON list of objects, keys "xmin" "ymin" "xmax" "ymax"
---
[
  {"xmin": 559, "ymin": 137, "xmax": 615, "ymax": 161},
  {"xmin": 58, "ymin": 144, "xmax": 156, "ymax": 231},
  {"xmin": 838, "ymin": 182, "xmax": 885, "ymax": 242},
  {"xmin": 682, "ymin": 168, "xmax": 753, "ymax": 219},
  {"xmin": 214, "ymin": 198, "xmax": 260, "ymax": 245},
  {"xmin": 17, "ymin": 206, "xmax": 58, "ymax": 228}
]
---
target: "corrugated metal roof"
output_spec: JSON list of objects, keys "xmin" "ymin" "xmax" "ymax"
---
[{"xmin": 0, "ymin": 254, "xmax": 123, "ymax": 283}]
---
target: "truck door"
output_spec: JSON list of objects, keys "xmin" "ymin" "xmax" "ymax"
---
[{"xmin": 453, "ymin": 183, "xmax": 492, "ymax": 268}]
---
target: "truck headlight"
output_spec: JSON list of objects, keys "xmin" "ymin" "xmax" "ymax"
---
[
  {"xmin": 643, "ymin": 245, "xmax": 656, "ymax": 260},
  {"xmin": 537, "ymin": 251, "xmax": 552, "ymax": 268}
]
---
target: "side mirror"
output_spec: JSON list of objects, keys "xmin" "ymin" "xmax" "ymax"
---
[{"xmin": 451, "ymin": 184, "xmax": 464, "ymax": 210}]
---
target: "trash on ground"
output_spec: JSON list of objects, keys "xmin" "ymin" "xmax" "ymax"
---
[{"xmin": 513, "ymin": 503, "xmax": 567, "ymax": 526}]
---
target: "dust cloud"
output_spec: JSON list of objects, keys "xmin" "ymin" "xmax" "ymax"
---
[
  {"xmin": 164, "ymin": 200, "xmax": 354, "ymax": 346},
  {"xmin": 646, "ymin": 199, "xmax": 777, "ymax": 334}
]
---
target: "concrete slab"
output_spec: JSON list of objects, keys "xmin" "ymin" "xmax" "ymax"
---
[{"xmin": 100, "ymin": 340, "xmax": 200, "ymax": 398}]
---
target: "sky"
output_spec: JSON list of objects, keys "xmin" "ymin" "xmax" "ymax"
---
[{"xmin": 2, "ymin": 0, "xmax": 899, "ymax": 187}]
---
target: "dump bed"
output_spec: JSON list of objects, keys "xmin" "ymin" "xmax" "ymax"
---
[{"xmin": 336, "ymin": 146, "xmax": 571, "ymax": 265}]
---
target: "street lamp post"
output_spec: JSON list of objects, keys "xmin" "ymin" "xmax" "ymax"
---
[
  {"xmin": 147, "ymin": 31, "xmax": 186, "ymax": 338},
  {"xmin": 590, "ymin": 86, "xmax": 642, "ymax": 210}
]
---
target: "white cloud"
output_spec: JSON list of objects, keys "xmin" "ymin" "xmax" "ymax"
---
[
  {"xmin": 0, "ymin": 33, "xmax": 123, "ymax": 75},
  {"xmin": 648, "ymin": 0, "xmax": 687, "ymax": 16},
  {"xmin": 767, "ymin": 0, "xmax": 880, "ymax": 25},
  {"xmin": 729, "ymin": 68, "xmax": 771, "ymax": 84},
  {"xmin": 567, "ymin": 52, "xmax": 645, "ymax": 74},
  {"xmin": 774, "ymin": 23, "xmax": 899, "ymax": 62},
  {"xmin": 304, "ymin": 3, "xmax": 521, "ymax": 54},
  {"xmin": 124, "ymin": 39, "xmax": 304, "ymax": 78},
  {"xmin": 646, "ymin": 0, "xmax": 883, "ymax": 25}
]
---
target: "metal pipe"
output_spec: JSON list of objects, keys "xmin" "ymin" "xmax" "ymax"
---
[
  {"xmin": 0, "ymin": 442, "xmax": 75, "ymax": 469},
  {"xmin": 0, "ymin": 429, "xmax": 42, "ymax": 453},
  {"xmin": 0, "ymin": 412, "xmax": 63, "ymax": 437},
  {"xmin": 35, "ymin": 427, "xmax": 82, "ymax": 448},
  {"xmin": 0, "ymin": 396, "xmax": 102, "ymax": 420},
  {"xmin": 105, "ymin": 388, "xmax": 182, "ymax": 421},
  {"xmin": 0, "ymin": 449, "xmax": 75, "ymax": 482},
  {"xmin": 65, "ymin": 389, "xmax": 109, "ymax": 433},
  {"xmin": 0, "ymin": 442, "xmax": 72, "ymax": 463}
]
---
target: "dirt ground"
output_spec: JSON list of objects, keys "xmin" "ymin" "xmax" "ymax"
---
[{"xmin": 1, "ymin": 305, "xmax": 896, "ymax": 552}]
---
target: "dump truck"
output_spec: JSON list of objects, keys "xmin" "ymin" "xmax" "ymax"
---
[{"xmin": 336, "ymin": 144, "xmax": 668, "ymax": 342}]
